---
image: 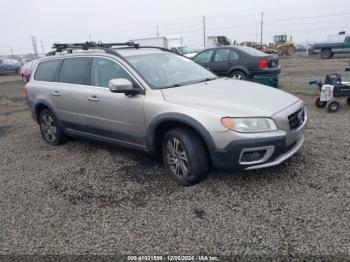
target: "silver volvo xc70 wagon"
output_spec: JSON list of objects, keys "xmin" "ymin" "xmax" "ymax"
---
[{"xmin": 25, "ymin": 42, "xmax": 307, "ymax": 186}]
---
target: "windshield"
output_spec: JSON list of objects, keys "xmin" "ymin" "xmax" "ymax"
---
[
  {"xmin": 126, "ymin": 52, "xmax": 217, "ymax": 89},
  {"xmin": 177, "ymin": 46, "xmax": 194, "ymax": 54}
]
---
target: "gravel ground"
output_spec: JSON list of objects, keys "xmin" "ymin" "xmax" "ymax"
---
[{"xmin": 0, "ymin": 56, "xmax": 350, "ymax": 258}]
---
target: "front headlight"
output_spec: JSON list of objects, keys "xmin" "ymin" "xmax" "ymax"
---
[{"xmin": 221, "ymin": 117, "xmax": 277, "ymax": 133}]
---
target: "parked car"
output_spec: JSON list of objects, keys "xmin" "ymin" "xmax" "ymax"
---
[
  {"xmin": 20, "ymin": 60, "xmax": 36, "ymax": 83},
  {"xmin": 295, "ymin": 44, "xmax": 306, "ymax": 52},
  {"xmin": 25, "ymin": 42, "xmax": 306, "ymax": 186},
  {"xmin": 170, "ymin": 46, "xmax": 198, "ymax": 58},
  {"xmin": 309, "ymin": 35, "xmax": 350, "ymax": 59},
  {"xmin": 192, "ymin": 46, "xmax": 280, "ymax": 82},
  {"xmin": 0, "ymin": 59, "xmax": 21, "ymax": 75}
]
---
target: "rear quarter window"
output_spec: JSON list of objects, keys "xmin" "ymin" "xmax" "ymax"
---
[{"xmin": 34, "ymin": 59, "xmax": 62, "ymax": 82}]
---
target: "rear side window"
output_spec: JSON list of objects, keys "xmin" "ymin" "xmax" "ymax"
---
[
  {"xmin": 214, "ymin": 49, "xmax": 231, "ymax": 62},
  {"xmin": 34, "ymin": 60, "xmax": 62, "ymax": 82},
  {"xmin": 58, "ymin": 57, "xmax": 91, "ymax": 85}
]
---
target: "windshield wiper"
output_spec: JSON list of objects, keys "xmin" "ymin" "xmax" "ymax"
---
[
  {"xmin": 162, "ymin": 78, "xmax": 217, "ymax": 89},
  {"xmin": 192, "ymin": 77, "xmax": 218, "ymax": 84}
]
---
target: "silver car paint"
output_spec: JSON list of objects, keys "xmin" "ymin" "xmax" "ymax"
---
[{"xmin": 27, "ymin": 50, "xmax": 307, "ymax": 170}]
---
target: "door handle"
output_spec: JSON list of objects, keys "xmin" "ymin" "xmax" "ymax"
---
[
  {"xmin": 88, "ymin": 95, "xmax": 99, "ymax": 102},
  {"xmin": 52, "ymin": 90, "xmax": 60, "ymax": 97}
]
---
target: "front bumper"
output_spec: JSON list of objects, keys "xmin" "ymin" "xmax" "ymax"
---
[
  {"xmin": 244, "ymin": 134, "xmax": 304, "ymax": 170},
  {"xmin": 211, "ymin": 133, "xmax": 304, "ymax": 171},
  {"xmin": 210, "ymin": 102, "xmax": 307, "ymax": 171}
]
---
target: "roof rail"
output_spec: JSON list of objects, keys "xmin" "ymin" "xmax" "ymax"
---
[
  {"xmin": 47, "ymin": 41, "xmax": 175, "ymax": 56},
  {"xmin": 47, "ymin": 41, "xmax": 140, "ymax": 56}
]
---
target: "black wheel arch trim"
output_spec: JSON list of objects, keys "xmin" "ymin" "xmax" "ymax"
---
[
  {"xmin": 33, "ymin": 100, "xmax": 63, "ymax": 129},
  {"xmin": 146, "ymin": 113, "xmax": 216, "ymax": 157},
  {"xmin": 227, "ymin": 66, "xmax": 249, "ymax": 77}
]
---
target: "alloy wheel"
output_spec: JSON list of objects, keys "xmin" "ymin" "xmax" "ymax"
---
[
  {"xmin": 41, "ymin": 114, "xmax": 57, "ymax": 143},
  {"xmin": 166, "ymin": 137, "xmax": 189, "ymax": 178}
]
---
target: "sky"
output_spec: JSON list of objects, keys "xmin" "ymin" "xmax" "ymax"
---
[{"xmin": 1, "ymin": 0, "xmax": 350, "ymax": 55}]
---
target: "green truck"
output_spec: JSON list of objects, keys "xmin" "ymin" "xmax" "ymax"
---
[{"xmin": 309, "ymin": 35, "xmax": 350, "ymax": 59}]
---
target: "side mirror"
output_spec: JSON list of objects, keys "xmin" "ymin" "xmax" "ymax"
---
[{"xmin": 108, "ymin": 78, "xmax": 144, "ymax": 95}]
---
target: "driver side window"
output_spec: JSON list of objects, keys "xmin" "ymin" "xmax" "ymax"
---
[{"xmin": 91, "ymin": 58, "xmax": 134, "ymax": 88}]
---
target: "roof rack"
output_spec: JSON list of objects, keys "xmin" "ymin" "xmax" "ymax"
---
[{"xmin": 47, "ymin": 41, "xmax": 175, "ymax": 57}]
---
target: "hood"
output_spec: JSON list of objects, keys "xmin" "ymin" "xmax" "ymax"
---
[{"xmin": 161, "ymin": 78, "xmax": 300, "ymax": 117}]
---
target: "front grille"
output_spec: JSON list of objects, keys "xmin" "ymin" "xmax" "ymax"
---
[{"xmin": 288, "ymin": 108, "xmax": 305, "ymax": 130}]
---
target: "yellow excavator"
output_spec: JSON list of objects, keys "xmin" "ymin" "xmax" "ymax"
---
[{"xmin": 271, "ymin": 35, "xmax": 296, "ymax": 56}]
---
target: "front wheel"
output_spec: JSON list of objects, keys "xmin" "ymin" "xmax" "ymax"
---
[
  {"xmin": 162, "ymin": 128, "xmax": 209, "ymax": 186},
  {"xmin": 327, "ymin": 101, "xmax": 340, "ymax": 113},
  {"xmin": 347, "ymin": 96, "xmax": 350, "ymax": 106},
  {"xmin": 315, "ymin": 97, "xmax": 327, "ymax": 108}
]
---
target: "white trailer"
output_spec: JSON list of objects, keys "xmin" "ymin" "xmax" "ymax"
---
[
  {"xmin": 132, "ymin": 36, "xmax": 182, "ymax": 49},
  {"xmin": 132, "ymin": 36, "xmax": 198, "ymax": 58}
]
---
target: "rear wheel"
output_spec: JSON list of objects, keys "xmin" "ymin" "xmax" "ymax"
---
[
  {"xmin": 321, "ymin": 49, "xmax": 333, "ymax": 59},
  {"xmin": 327, "ymin": 101, "xmax": 340, "ymax": 113},
  {"xmin": 287, "ymin": 46, "xmax": 295, "ymax": 56},
  {"xmin": 315, "ymin": 97, "xmax": 327, "ymax": 108},
  {"xmin": 39, "ymin": 109, "xmax": 67, "ymax": 145},
  {"xmin": 347, "ymin": 96, "xmax": 350, "ymax": 106},
  {"xmin": 162, "ymin": 128, "xmax": 209, "ymax": 186},
  {"xmin": 230, "ymin": 71, "xmax": 247, "ymax": 80}
]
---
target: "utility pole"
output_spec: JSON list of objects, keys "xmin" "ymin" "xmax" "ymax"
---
[
  {"xmin": 40, "ymin": 40, "xmax": 45, "ymax": 55},
  {"xmin": 30, "ymin": 35, "xmax": 38, "ymax": 58},
  {"xmin": 156, "ymin": 25, "xmax": 159, "ymax": 37},
  {"xmin": 89, "ymin": 34, "xmax": 92, "ymax": 41},
  {"xmin": 260, "ymin": 12, "xmax": 264, "ymax": 44},
  {"xmin": 10, "ymin": 45, "xmax": 13, "ymax": 58},
  {"xmin": 203, "ymin": 16, "xmax": 206, "ymax": 48}
]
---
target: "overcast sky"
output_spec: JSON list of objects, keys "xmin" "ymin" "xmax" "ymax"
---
[{"xmin": 1, "ymin": 0, "xmax": 350, "ymax": 55}]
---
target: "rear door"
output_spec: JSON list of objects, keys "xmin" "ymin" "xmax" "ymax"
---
[
  {"xmin": 208, "ymin": 48, "xmax": 239, "ymax": 76},
  {"xmin": 87, "ymin": 57, "xmax": 146, "ymax": 148},
  {"xmin": 53, "ymin": 57, "xmax": 92, "ymax": 133},
  {"xmin": 344, "ymin": 36, "xmax": 350, "ymax": 52}
]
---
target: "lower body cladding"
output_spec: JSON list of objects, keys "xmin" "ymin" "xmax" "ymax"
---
[
  {"xmin": 210, "ymin": 134, "xmax": 304, "ymax": 171},
  {"xmin": 210, "ymin": 102, "xmax": 307, "ymax": 171}
]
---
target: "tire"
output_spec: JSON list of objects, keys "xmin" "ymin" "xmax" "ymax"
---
[
  {"xmin": 321, "ymin": 49, "xmax": 333, "ymax": 59},
  {"xmin": 230, "ymin": 70, "xmax": 247, "ymax": 80},
  {"xmin": 315, "ymin": 97, "xmax": 327, "ymax": 108},
  {"xmin": 327, "ymin": 101, "xmax": 340, "ymax": 113},
  {"xmin": 39, "ymin": 109, "xmax": 67, "ymax": 145},
  {"xmin": 162, "ymin": 128, "xmax": 209, "ymax": 186},
  {"xmin": 347, "ymin": 96, "xmax": 350, "ymax": 106},
  {"xmin": 287, "ymin": 46, "xmax": 295, "ymax": 56}
]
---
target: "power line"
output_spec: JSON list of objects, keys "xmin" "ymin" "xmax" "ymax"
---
[
  {"xmin": 260, "ymin": 12, "xmax": 263, "ymax": 44},
  {"xmin": 203, "ymin": 16, "xmax": 206, "ymax": 48},
  {"xmin": 30, "ymin": 35, "xmax": 38, "ymax": 58}
]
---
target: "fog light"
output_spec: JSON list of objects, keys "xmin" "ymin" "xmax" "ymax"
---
[{"xmin": 241, "ymin": 150, "xmax": 266, "ymax": 162}]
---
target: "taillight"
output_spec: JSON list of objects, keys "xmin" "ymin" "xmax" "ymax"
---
[
  {"xmin": 258, "ymin": 58, "xmax": 268, "ymax": 69},
  {"xmin": 24, "ymin": 84, "xmax": 28, "ymax": 97}
]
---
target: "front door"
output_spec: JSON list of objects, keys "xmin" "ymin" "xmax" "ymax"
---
[{"xmin": 87, "ymin": 57, "xmax": 146, "ymax": 149}]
